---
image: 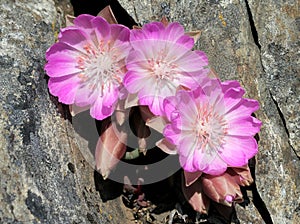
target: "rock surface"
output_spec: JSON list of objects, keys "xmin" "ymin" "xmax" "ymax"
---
[
  {"xmin": 0, "ymin": 0, "xmax": 126, "ymax": 223},
  {"xmin": 117, "ymin": 0, "xmax": 300, "ymax": 223},
  {"xmin": 0, "ymin": 0, "xmax": 299, "ymax": 223}
]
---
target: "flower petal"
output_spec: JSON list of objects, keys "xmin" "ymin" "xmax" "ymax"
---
[
  {"xmin": 45, "ymin": 55, "xmax": 82, "ymax": 77},
  {"xmin": 219, "ymin": 136, "xmax": 258, "ymax": 167},
  {"xmin": 48, "ymin": 75, "xmax": 80, "ymax": 104},
  {"xmin": 225, "ymin": 98, "xmax": 260, "ymax": 120},
  {"xmin": 92, "ymin": 16, "xmax": 111, "ymax": 40},
  {"xmin": 73, "ymin": 14, "xmax": 94, "ymax": 29},
  {"xmin": 90, "ymin": 96, "xmax": 114, "ymax": 120},
  {"xmin": 227, "ymin": 116, "xmax": 262, "ymax": 136},
  {"xmin": 58, "ymin": 28, "xmax": 91, "ymax": 51}
]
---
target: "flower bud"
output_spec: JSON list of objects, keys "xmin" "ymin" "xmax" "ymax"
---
[
  {"xmin": 95, "ymin": 121, "xmax": 127, "ymax": 179},
  {"xmin": 201, "ymin": 171, "xmax": 243, "ymax": 207}
]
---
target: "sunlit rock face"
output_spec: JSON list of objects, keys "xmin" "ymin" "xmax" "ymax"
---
[
  {"xmin": 119, "ymin": 0, "xmax": 299, "ymax": 223},
  {"xmin": 1, "ymin": 0, "xmax": 299, "ymax": 223}
]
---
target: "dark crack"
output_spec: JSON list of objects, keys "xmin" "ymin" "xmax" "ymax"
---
[
  {"xmin": 244, "ymin": 0, "xmax": 261, "ymax": 49},
  {"xmin": 270, "ymin": 91, "xmax": 300, "ymax": 160}
]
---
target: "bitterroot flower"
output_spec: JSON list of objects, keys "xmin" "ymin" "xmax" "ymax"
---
[
  {"xmin": 163, "ymin": 78, "xmax": 262, "ymax": 175},
  {"xmin": 45, "ymin": 14, "xmax": 132, "ymax": 120},
  {"xmin": 124, "ymin": 21, "xmax": 209, "ymax": 116}
]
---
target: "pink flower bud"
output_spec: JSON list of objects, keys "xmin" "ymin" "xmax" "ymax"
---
[
  {"xmin": 181, "ymin": 172, "xmax": 210, "ymax": 214},
  {"xmin": 95, "ymin": 121, "xmax": 127, "ymax": 179},
  {"xmin": 201, "ymin": 171, "xmax": 243, "ymax": 207}
]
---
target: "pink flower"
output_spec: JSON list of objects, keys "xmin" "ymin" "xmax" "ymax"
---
[
  {"xmin": 124, "ymin": 21, "xmax": 209, "ymax": 116},
  {"xmin": 45, "ymin": 14, "xmax": 132, "ymax": 120},
  {"xmin": 163, "ymin": 78, "xmax": 262, "ymax": 175}
]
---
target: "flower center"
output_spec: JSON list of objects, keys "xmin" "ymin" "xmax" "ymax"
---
[
  {"xmin": 76, "ymin": 43, "xmax": 123, "ymax": 94},
  {"xmin": 147, "ymin": 51, "xmax": 178, "ymax": 82},
  {"xmin": 195, "ymin": 104, "xmax": 228, "ymax": 151}
]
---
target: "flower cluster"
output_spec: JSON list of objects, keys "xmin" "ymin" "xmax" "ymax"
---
[{"xmin": 45, "ymin": 11, "xmax": 262, "ymax": 213}]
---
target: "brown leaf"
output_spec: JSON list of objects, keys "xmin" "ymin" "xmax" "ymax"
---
[
  {"xmin": 97, "ymin": 5, "xmax": 117, "ymax": 24},
  {"xmin": 65, "ymin": 14, "xmax": 75, "ymax": 26},
  {"xmin": 184, "ymin": 170, "xmax": 202, "ymax": 187},
  {"xmin": 156, "ymin": 138, "xmax": 177, "ymax": 155},
  {"xmin": 160, "ymin": 16, "xmax": 169, "ymax": 27},
  {"xmin": 185, "ymin": 30, "xmax": 201, "ymax": 43}
]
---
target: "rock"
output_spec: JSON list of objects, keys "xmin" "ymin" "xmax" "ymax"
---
[
  {"xmin": 247, "ymin": 0, "xmax": 300, "ymax": 159},
  {"xmin": 0, "ymin": 0, "xmax": 126, "ymax": 223},
  {"xmin": 1, "ymin": 0, "xmax": 299, "ymax": 223},
  {"xmin": 118, "ymin": 0, "xmax": 300, "ymax": 223}
]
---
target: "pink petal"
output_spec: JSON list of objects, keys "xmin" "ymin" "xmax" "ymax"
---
[
  {"xmin": 163, "ymin": 123, "xmax": 181, "ymax": 146},
  {"xmin": 90, "ymin": 96, "xmax": 114, "ymax": 120},
  {"xmin": 175, "ymin": 91, "xmax": 198, "ymax": 126},
  {"xmin": 92, "ymin": 16, "xmax": 111, "ymax": 40},
  {"xmin": 58, "ymin": 28, "xmax": 91, "ymax": 51},
  {"xmin": 194, "ymin": 50, "xmax": 209, "ymax": 65},
  {"xmin": 123, "ymin": 71, "xmax": 148, "ymax": 93},
  {"xmin": 165, "ymin": 22, "xmax": 185, "ymax": 41},
  {"xmin": 73, "ymin": 14, "xmax": 94, "ymax": 29},
  {"xmin": 110, "ymin": 24, "xmax": 130, "ymax": 42},
  {"xmin": 219, "ymin": 136, "xmax": 258, "ymax": 167},
  {"xmin": 227, "ymin": 116, "xmax": 262, "ymax": 136},
  {"xmin": 164, "ymin": 42, "xmax": 190, "ymax": 63},
  {"xmin": 125, "ymin": 50, "xmax": 148, "ymax": 72},
  {"xmin": 192, "ymin": 146, "xmax": 228, "ymax": 175},
  {"xmin": 48, "ymin": 75, "xmax": 80, "ymax": 104},
  {"xmin": 45, "ymin": 55, "xmax": 82, "ymax": 77},
  {"xmin": 219, "ymin": 87, "xmax": 245, "ymax": 114},
  {"xmin": 221, "ymin": 80, "xmax": 241, "ymax": 92},
  {"xmin": 174, "ymin": 50, "xmax": 209, "ymax": 74},
  {"xmin": 74, "ymin": 84, "xmax": 98, "ymax": 107},
  {"xmin": 130, "ymin": 28, "xmax": 146, "ymax": 43},
  {"xmin": 178, "ymin": 133, "xmax": 201, "ymax": 172},
  {"xmin": 46, "ymin": 42, "xmax": 80, "ymax": 60},
  {"xmin": 175, "ymin": 35, "xmax": 194, "ymax": 49},
  {"xmin": 102, "ymin": 84, "xmax": 119, "ymax": 107},
  {"xmin": 139, "ymin": 95, "xmax": 163, "ymax": 116},
  {"xmin": 225, "ymin": 98, "xmax": 260, "ymax": 120},
  {"xmin": 162, "ymin": 96, "xmax": 177, "ymax": 121},
  {"xmin": 142, "ymin": 22, "xmax": 165, "ymax": 39}
]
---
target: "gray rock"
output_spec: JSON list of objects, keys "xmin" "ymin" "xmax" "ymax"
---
[
  {"xmin": 118, "ymin": 0, "xmax": 300, "ymax": 223},
  {"xmin": 0, "ymin": 0, "xmax": 126, "ymax": 223},
  {"xmin": 1, "ymin": 0, "xmax": 299, "ymax": 223}
]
